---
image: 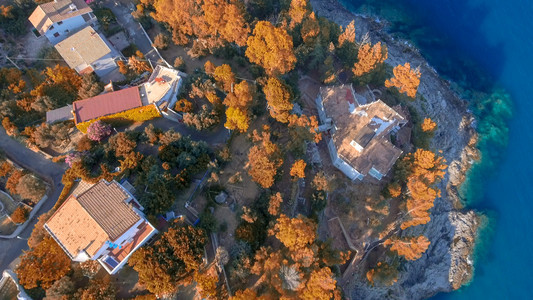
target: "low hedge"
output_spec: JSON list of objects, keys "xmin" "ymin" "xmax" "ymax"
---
[{"xmin": 76, "ymin": 104, "xmax": 161, "ymax": 133}]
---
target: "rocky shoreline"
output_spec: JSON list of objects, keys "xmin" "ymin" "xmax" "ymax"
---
[{"xmin": 310, "ymin": 0, "xmax": 481, "ymax": 299}]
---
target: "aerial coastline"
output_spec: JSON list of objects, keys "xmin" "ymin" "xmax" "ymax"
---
[
  {"xmin": 0, "ymin": 0, "xmax": 500, "ymax": 298},
  {"xmin": 310, "ymin": 0, "xmax": 483, "ymax": 298}
]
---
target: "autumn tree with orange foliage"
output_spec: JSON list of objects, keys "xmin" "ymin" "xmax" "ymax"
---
[
  {"xmin": 16, "ymin": 238, "xmax": 71, "ymax": 289},
  {"xmin": 312, "ymin": 172, "xmax": 330, "ymax": 192},
  {"xmin": 230, "ymin": 289, "xmax": 266, "ymax": 300},
  {"xmin": 289, "ymin": 0, "xmax": 311, "ymax": 28},
  {"xmin": 352, "ymin": 42, "xmax": 388, "ymax": 76},
  {"xmin": 387, "ymin": 182, "xmax": 402, "ymax": 198},
  {"xmin": 246, "ymin": 126, "xmax": 282, "ymax": 188},
  {"xmin": 151, "ymin": 0, "xmax": 249, "ymax": 48},
  {"xmin": 301, "ymin": 12, "xmax": 320, "ymax": 45},
  {"xmin": 272, "ymin": 214, "xmax": 316, "ymax": 252},
  {"xmin": 338, "ymin": 20, "xmax": 355, "ymax": 46},
  {"xmin": 128, "ymin": 51, "xmax": 152, "ymax": 74},
  {"xmin": 204, "ymin": 60, "xmax": 215, "ymax": 74},
  {"xmin": 263, "ymin": 77, "xmax": 293, "ymax": 123},
  {"xmin": 271, "ymin": 214, "xmax": 318, "ymax": 267},
  {"xmin": 401, "ymin": 149, "xmax": 446, "ymax": 229},
  {"xmin": 246, "ymin": 21, "xmax": 296, "ymax": 75},
  {"xmin": 290, "ymin": 159, "xmax": 307, "ymax": 179},
  {"xmin": 224, "ymin": 81, "xmax": 253, "ymax": 132},
  {"xmin": 421, "ymin": 118, "xmax": 437, "ymax": 132},
  {"xmin": 175, "ymin": 99, "xmax": 193, "ymax": 113},
  {"xmin": 385, "ymin": 62, "xmax": 421, "ymax": 98},
  {"xmin": 194, "ymin": 271, "xmax": 218, "ymax": 299},
  {"xmin": 213, "ymin": 64, "xmax": 235, "ymax": 92},
  {"xmin": 299, "ymin": 267, "xmax": 340, "ymax": 300},
  {"xmin": 384, "ymin": 236, "xmax": 431, "ymax": 260},
  {"xmin": 268, "ymin": 192, "xmax": 283, "ymax": 216},
  {"xmin": 336, "ymin": 20, "xmax": 358, "ymax": 64},
  {"xmin": 288, "ymin": 113, "xmax": 322, "ymax": 143},
  {"xmin": 246, "ymin": 213, "xmax": 346, "ymax": 298}
]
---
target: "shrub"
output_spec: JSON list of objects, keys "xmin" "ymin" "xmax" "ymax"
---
[
  {"xmin": 152, "ymin": 33, "xmax": 170, "ymax": 50},
  {"xmin": 16, "ymin": 174, "xmax": 46, "ymax": 204},
  {"xmin": 76, "ymin": 104, "xmax": 161, "ymax": 133},
  {"xmin": 76, "ymin": 135, "xmax": 94, "ymax": 151},
  {"xmin": 86, "ymin": 120, "xmax": 111, "ymax": 142},
  {"xmin": 174, "ymin": 56, "xmax": 186, "ymax": 71},
  {"xmin": 11, "ymin": 206, "xmax": 29, "ymax": 224},
  {"xmin": 182, "ymin": 105, "xmax": 220, "ymax": 131},
  {"xmin": 65, "ymin": 152, "xmax": 83, "ymax": 167}
]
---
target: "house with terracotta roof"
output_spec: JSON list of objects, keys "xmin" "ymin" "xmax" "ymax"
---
[
  {"xmin": 55, "ymin": 26, "xmax": 121, "ymax": 77},
  {"xmin": 71, "ymin": 65, "xmax": 182, "ymax": 124},
  {"xmin": 44, "ymin": 180, "xmax": 157, "ymax": 274},
  {"xmin": 72, "ymin": 85, "xmax": 142, "ymax": 124},
  {"xmin": 316, "ymin": 84, "xmax": 407, "ymax": 181},
  {"xmin": 28, "ymin": 0, "xmax": 96, "ymax": 44}
]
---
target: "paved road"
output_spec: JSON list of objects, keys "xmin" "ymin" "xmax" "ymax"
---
[
  {"xmin": 0, "ymin": 128, "xmax": 66, "ymax": 273},
  {"xmin": 101, "ymin": 0, "xmax": 164, "ymax": 67}
]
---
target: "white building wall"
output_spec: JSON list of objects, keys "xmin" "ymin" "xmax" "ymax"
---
[{"xmin": 44, "ymin": 14, "xmax": 91, "ymax": 44}]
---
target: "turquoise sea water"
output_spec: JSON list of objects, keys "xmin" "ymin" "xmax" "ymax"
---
[{"xmin": 341, "ymin": 0, "xmax": 533, "ymax": 298}]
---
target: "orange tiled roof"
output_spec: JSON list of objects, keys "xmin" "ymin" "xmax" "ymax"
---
[{"xmin": 45, "ymin": 180, "xmax": 141, "ymax": 258}]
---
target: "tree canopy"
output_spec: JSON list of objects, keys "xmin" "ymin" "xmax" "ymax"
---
[
  {"xmin": 385, "ymin": 62, "xmax": 421, "ymax": 98},
  {"xmin": 16, "ymin": 238, "xmax": 71, "ymax": 289},
  {"xmin": 129, "ymin": 223, "xmax": 207, "ymax": 296},
  {"xmin": 246, "ymin": 21, "xmax": 297, "ymax": 76},
  {"xmin": 263, "ymin": 77, "xmax": 293, "ymax": 123}
]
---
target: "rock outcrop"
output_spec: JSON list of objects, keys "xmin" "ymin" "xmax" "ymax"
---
[{"xmin": 310, "ymin": 0, "xmax": 481, "ymax": 298}]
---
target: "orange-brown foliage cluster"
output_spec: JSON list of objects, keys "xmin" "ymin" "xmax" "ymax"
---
[
  {"xmin": 387, "ymin": 183, "xmax": 402, "ymax": 198},
  {"xmin": 289, "ymin": 0, "xmax": 310, "ymax": 27},
  {"xmin": 272, "ymin": 214, "xmax": 316, "ymax": 251},
  {"xmin": 401, "ymin": 149, "xmax": 447, "ymax": 229},
  {"xmin": 174, "ymin": 99, "xmax": 193, "ymax": 113},
  {"xmin": 268, "ymin": 192, "xmax": 283, "ymax": 216},
  {"xmin": 246, "ymin": 126, "xmax": 282, "ymax": 188},
  {"xmin": 246, "ymin": 21, "xmax": 296, "ymax": 76},
  {"xmin": 290, "ymin": 159, "xmax": 307, "ymax": 179},
  {"xmin": 213, "ymin": 64, "xmax": 235, "ymax": 92},
  {"xmin": 352, "ymin": 42, "xmax": 388, "ymax": 76},
  {"xmin": 421, "ymin": 117, "xmax": 437, "ymax": 132},
  {"xmin": 301, "ymin": 12, "xmax": 320, "ymax": 45},
  {"xmin": 263, "ymin": 77, "xmax": 293, "ymax": 123},
  {"xmin": 385, "ymin": 62, "xmax": 421, "ymax": 98},
  {"xmin": 384, "ymin": 236, "xmax": 431, "ymax": 261},
  {"xmin": 151, "ymin": 0, "xmax": 250, "ymax": 47},
  {"xmin": 224, "ymin": 81, "xmax": 253, "ymax": 132},
  {"xmin": 338, "ymin": 20, "xmax": 355, "ymax": 46},
  {"xmin": 312, "ymin": 172, "xmax": 329, "ymax": 192},
  {"xmin": 299, "ymin": 267, "xmax": 339, "ymax": 300},
  {"xmin": 288, "ymin": 114, "xmax": 322, "ymax": 142}
]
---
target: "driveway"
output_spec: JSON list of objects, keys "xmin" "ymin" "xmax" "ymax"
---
[
  {"xmin": 0, "ymin": 128, "xmax": 66, "ymax": 273},
  {"xmin": 100, "ymin": 0, "xmax": 165, "ymax": 67}
]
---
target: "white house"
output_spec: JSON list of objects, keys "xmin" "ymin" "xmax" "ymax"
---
[
  {"xmin": 139, "ymin": 65, "xmax": 183, "ymax": 109},
  {"xmin": 28, "ymin": 0, "xmax": 96, "ymax": 44},
  {"xmin": 54, "ymin": 26, "xmax": 121, "ymax": 78},
  {"xmin": 44, "ymin": 180, "xmax": 158, "ymax": 274},
  {"xmin": 316, "ymin": 84, "xmax": 406, "ymax": 181}
]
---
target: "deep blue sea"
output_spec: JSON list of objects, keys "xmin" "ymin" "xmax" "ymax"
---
[{"xmin": 341, "ymin": 0, "xmax": 533, "ymax": 298}]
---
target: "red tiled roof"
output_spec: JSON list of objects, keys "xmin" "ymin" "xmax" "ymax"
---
[{"xmin": 73, "ymin": 86, "xmax": 142, "ymax": 123}]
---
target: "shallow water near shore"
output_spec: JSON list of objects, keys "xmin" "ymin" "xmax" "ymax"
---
[{"xmin": 341, "ymin": 0, "xmax": 533, "ymax": 298}]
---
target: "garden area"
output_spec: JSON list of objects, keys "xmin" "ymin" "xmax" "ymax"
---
[{"xmin": 0, "ymin": 156, "xmax": 47, "ymax": 235}]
